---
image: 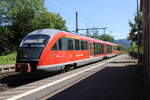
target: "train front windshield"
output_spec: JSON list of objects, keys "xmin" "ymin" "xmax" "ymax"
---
[{"xmin": 20, "ymin": 34, "xmax": 50, "ymax": 48}]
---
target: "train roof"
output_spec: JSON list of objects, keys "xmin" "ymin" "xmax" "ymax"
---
[
  {"xmin": 27, "ymin": 29, "xmax": 62, "ymax": 36},
  {"xmin": 27, "ymin": 29, "xmax": 117, "ymax": 46}
]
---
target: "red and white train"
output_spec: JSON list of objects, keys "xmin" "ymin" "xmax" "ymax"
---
[{"xmin": 16, "ymin": 29, "xmax": 118, "ymax": 73}]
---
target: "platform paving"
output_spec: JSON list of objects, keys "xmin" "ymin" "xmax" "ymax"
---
[{"xmin": 48, "ymin": 55, "xmax": 141, "ymax": 100}]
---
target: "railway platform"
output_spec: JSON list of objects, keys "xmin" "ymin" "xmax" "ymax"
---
[
  {"xmin": 48, "ymin": 55, "xmax": 141, "ymax": 100},
  {"xmin": 0, "ymin": 55, "xmax": 142, "ymax": 100}
]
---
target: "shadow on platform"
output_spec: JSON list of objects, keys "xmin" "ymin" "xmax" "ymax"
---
[
  {"xmin": 109, "ymin": 61, "xmax": 134, "ymax": 64},
  {"xmin": 48, "ymin": 64, "xmax": 142, "ymax": 100}
]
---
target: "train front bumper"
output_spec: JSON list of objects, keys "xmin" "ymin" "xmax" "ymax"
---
[{"xmin": 15, "ymin": 63, "xmax": 32, "ymax": 73}]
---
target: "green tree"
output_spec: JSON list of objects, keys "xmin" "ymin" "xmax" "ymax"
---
[
  {"xmin": 117, "ymin": 44, "xmax": 125, "ymax": 50},
  {"xmin": 0, "ymin": 0, "xmax": 67, "ymax": 55},
  {"xmin": 0, "ymin": 0, "xmax": 46, "ymax": 46},
  {"xmin": 129, "ymin": 42, "xmax": 138, "ymax": 52},
  {"xmin": 97, "ymin": 34, "xmax": 114, "ymax": 42},
  {"xmin": 128, "ymin": 11, "xmax": 143, "ymax": 54},
  {"xmin": 128, "ymin": 11, "xmax": 143, "ymax": 45},
  {"xmin": 0, "ymin": 26, "xmax": 15, "ymax": 55},
  {"xmin": 32, "ymin": 12, "xmax": 67, "ymax": 31}
]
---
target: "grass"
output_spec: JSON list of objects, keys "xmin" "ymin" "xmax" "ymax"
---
[{"xmin": 0, "ymin": 52, "xmax": 17, "ymax": 65}]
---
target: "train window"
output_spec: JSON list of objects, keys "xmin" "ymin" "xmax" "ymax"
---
[
  {"xmin": 110, "ymin": 45, "xmax": 113, "ymax": 53},
  {"xmin": 107, "ymin": 45, "xmax": 112, "ymax": 53},
  {"xmin": 68, "ymin": 39, "xmax": 74, "ymax": 50},
  {"xmin": 94, "ymin": 43, "xmax": 105, "ymax": 55},
  {"xmin": 62, "ymin": 38, "xmax": 68, "ymax": 50},
  {"xmin": 100, "ymin": 44, "xmax": 105, "ymax": 54},
  {"xmin": 21, "ymin": 34, "xmax": 50, "ymax": 48},
  {"xmin": 75, "ymin": 39, "xmax": 80, "ymax": 50},
  {"xmin": 85, "ymin": 41, "xmax": 88, "ymax": 50},
  {"xmin": 52, "ymin": 37, "xmax": 67, "ymax": 51},
  {"xmin": 94, "ymin": 42, "xmax": 98, "ymax": 55},
  {"xmin": 89, "ymin": 42, "xmax": 93, "ymax": 56},
  {"xmin": 81, "ymin": 41, "xmax": 85, "ymax": 50},
  {"xmin": 98, "ymin": 43, "xmax": 101, "ymax": 55},
  {"xmin": 57, "ymin": 37, "xmax": 68, "ymax": 50},
  {"xmin": 96, "ymin": 43, "xmax": 99, "ymax": 55},
  {"xmin": 52, "ymin": 42, "xmax": 58, "ymax": 50},
  {"xmin": 94, "ymin": 43, "xmax": 96, "ymax": 55},
  {"xmin": 106, "ymin": 45, "xmax": 108, "ymax": 53},
  {"xmin": 101, "ymin": 44, "xmax": 105, "ymax": 54},
  {"xmin": 99, "ymin": 43, "xmax": 102, "ymax": 54},
  {"xmin": 107, "ymin": 45, "xmax": 109, "ymax": 53},
  {"xmin": 53, "ymin": 37, "xmax": 76, "ymax": 51},
  {"xmin": 58, "ymin": 39, "xmax": 62, "ymax": 50}
]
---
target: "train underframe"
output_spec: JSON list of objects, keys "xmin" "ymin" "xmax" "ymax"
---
[{"xmin": 16, "ymin": 61, "xmax": 38, "ymax": 73}]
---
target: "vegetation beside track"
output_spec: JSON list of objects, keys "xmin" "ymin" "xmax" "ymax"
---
[{"xmin": 0, "ymin": 52, "xmax": 16, "ymax": 65}]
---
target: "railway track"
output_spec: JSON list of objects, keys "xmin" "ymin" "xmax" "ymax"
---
[
  {"xmin": 0, "ymin": 65, "xmax": 17, "ymax": 92},
  {"xmin": 0, "ymin": 65, "xmax": 17, "ymax": 80},
  {"xmin": 0, "ymin": 71, "xmax": 16, "ymax": 78},
  {"xmin": 0, "ymin": 65, "xmax": 16, "ymax": 78},
  {"xmin": 0, "ymin": 65, "xmax": 15, "ymax": 72},
  {"xmin": 0, "ymin": 72, "xmax": 17, "ymax": 92},
  {"xmin": 0, "ymin": 69, "xmax": 60, "ymax": 93}
]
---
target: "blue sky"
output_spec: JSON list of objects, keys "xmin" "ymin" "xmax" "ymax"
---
[{"xmin": 45, "ymin": 0, "xmax": 137, "ymax": 39}]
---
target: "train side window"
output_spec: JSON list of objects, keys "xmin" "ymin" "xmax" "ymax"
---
[
  {"xmin": 58, "ymin": 37, "xmax": 68, "ymax": 50},
  {"xmin": 110, "ymin": 45, "xmax": 112, "ymax": 53},
  {"xmin": 95, "ymin": 43, "xmax": 97, "ymax": 55},
  {"xmin": 52, "ymin": 42, "xmax": 58, "ymax": 51},
  {"xmin": 94, "ymin": 42, "xmax": 97, "ymax": 55},
  {"xmin": 101, "ymin": 44, "xmax": 105, "ymax": 54},
  {"xmin": 68, "ymin": 39, "xmax": 74, "ymax": 50},
  {"xmin": 106, "ymin": 45, "xmax": 109, "ymax": 53},
  {"xmin": 98, "ymin": 43, "xmax": 101, "ymax": 55},
  {"xmin": 52, "ymin": 37, "xmax": 68, "ymax": 51},
  {"xmin": 58, "ymin": 39, "xmax": 62, "ymax": 50},
  {"xmin": 106, "ymin": 46, "xmax": 108, "ymax": 53},
  {"xmin": 107, "ymin": 45, "xmax": 112, "ymax": 53},
  {"xmin": 94, "ymin": 43, "xmax": 95, "ymax": 55},
  {"xmin": 94, "ymin": 42, "xmax": 105, "ymax": 55},
  {"xmin": 107, "ymin": 45, "xmax": 110, "ymax": 53},
  {"xmin": 99, "ymin": 43, "xmax": 101, "ymax": 54},
  {"xmin": 75, "ymin": 39, "xmax": 80, "ymax": 50},
  {"xmin": 96, "ymin": 43, "xmax": 99, "ymax": 55},
  {"xmin": 85, "ymin": 41, "xmax": 88, "ymax": 50},
  {"xmin": 62, "ymin": 38, "xmax": 68, "ymax": 50},
  {"xmin": 81, "ymin": 41, "xmax": 85, "ymax": 50}
]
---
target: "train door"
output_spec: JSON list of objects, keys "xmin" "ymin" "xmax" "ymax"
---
[{"xmin": 89, "ymin": 42, "xmax": 93, "ymax": 56}]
